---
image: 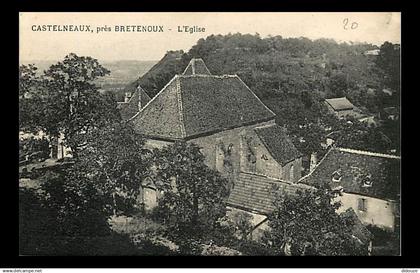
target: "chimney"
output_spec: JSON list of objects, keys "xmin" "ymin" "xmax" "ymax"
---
[{"xmin": 124, "ymin": 92, "xmax": 132, "ymax": 103}]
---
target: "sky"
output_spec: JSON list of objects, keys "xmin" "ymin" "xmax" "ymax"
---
[{"xmin": 20, "ymin": 12, "xmax": 401, "ymax": 62}]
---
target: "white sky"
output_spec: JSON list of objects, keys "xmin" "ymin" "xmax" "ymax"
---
[{"xmin": 20, "ymin": 12, "xmax": 401, "ymax": 62}]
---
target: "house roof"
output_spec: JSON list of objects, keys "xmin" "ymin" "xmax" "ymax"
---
[
  {"xmin": 300, "ymin": 147, "xmax": 400, "ymax": 200},
  {"xmin": 182, "ymin": 58, "xmax": 211, "ymax": 75},
  {"xmin": 254, "ymin": 124, "xmax": 302, "ymax": 165},
  {"xmin": 130, "ymin": 61, "xmax": 276, "ymax": 140},
  {"xmin": 119, "ymin": 86, "xmax": 151, "ymax": 121},
  {"xmin": 228, "ymin": 172, "xmax": 313, "ymax": 215},
  {"xmin": 325, "ymin": 97, "xmax": 355, "ymax": 111}
]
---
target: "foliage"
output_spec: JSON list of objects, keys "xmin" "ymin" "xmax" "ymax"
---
[
  {"xmin": 367, "ymin": 225, "xmax": 400, "ymax": 256},
  {"xmin": 76, "ymin": 122, "xmax": 149, "ymax": 214},
  {"xmin": 265, "ymin": 184, "xmax": 368, "ymax": 256},
  {"xmin": 19, "ymin": 187, "xmax": 170, "ymax": 255},
  {"xmin": 375, "ymin": 42, "xmax": 400, "ymax": 93},
  {"xmin": 19, "ymin": 136, "xmax": 50, "ymax": 162},
  {"xmin": 229, "ymin": 211, "xmax": 254, "ymax": 241},
  {"xmin": 151, "ymin": 141, "xmax": 230, "ymax": 248},
  {"xmin": 330, "ymin": 118, "xmax": 393, "ymax": 153},
  {"xmin": 19, "ymin": 53, "xmax": 121, "ymax": 156},
  {"xmin": 39, "ymin": 170, "xmax": 111, "ymax": 236}
]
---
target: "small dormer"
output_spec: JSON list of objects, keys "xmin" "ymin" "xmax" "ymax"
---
[
  {"xmin": 182, "ymin": 58, "xmax": 212, "ymax": 75},
  {"xmin": 332, "ymin": 169, "xmax": 342, "ymax": 183}
]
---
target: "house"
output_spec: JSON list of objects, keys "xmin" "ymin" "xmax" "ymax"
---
[
  {"xmin": 363, "ymin": 49, "xmax": 380, "ymax": 56},
  {"xmin": 299, "ymin": 147, "xmax": 400, "ymax": 232},
  {"xmin": 325, "ymin": 97, "xmax": 376, "ymax": 125},
  {"xmin": 122, "ymin": 58, "xmax": 303, "ymax": 213},
  {"xmin": 325, "ymin": 97, "xmax": 359, "ymax": 119}
]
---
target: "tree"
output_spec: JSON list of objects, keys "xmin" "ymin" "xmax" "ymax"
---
[
  {"xmin": 376, "ymin": 42, "xmax": 400, "ymax": 92},
  {"xmin": 40, "ymin": 169, "xmax": 111, "ymax": 237},
  {"xmin": 152, "ymin": 141, "xmax": 230, "ymax": 241},
  {"xmin": 330, "ymin": 118, "xmax": 393, "ymax": 154},
  {"xmin": 19, "ymin": 53, "xmax": 120, "ymax": 156},
  {"xmin": 265, "ymin": 183, "xmax": 367, "ymax": 256},
  {"xmin": 76, "ymin": 122, "xmax": 149, "ymax": 215},
  {"xmin": 328, "ymin": 73, "xmax": 349, "ymax": 98}
]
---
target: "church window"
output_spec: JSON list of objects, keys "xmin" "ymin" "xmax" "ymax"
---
[{"xmin": 289, "ymin": 165, "xmax": 295, "ymax": 181}]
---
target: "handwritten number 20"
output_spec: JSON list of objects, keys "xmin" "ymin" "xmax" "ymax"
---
[{"xmin": 343, "ymin": 18, "xmax": 358, "ymax": 30}]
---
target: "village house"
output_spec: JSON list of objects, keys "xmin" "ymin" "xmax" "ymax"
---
[
  {"xmin": 299, "ymin": 147, "xmax": 400, "ymax": 232},
  {"xmin": 118, "ymin": 58, "xmax": 304, "ymax": 217},
  {"xmin": 325, "ymin": 97, "xmax": 376, "ymax": 125}
]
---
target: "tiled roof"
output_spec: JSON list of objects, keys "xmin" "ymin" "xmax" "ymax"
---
[
  {"xmin": 227, "ymin": 172, "xmax": 313, "ymax": 215},
  {"xmin": 182, "ymin": 58, "xmax": 211, "ymax": 75},
  {"xmin": 131, "ymin": 70, "xmax": 276, "ymax": 140},
  {"xmin": 254, "ymin": 124, "xmax": 302, "ymax": 165},
  {"xmin": 325, "ymin": 97, "xmax": 355, "ymax": 111},
  {"xmin": 119, "ymin": 86, "xmax": 151, "ymax": 121},
  {"xmin": 300, "ymin": 147, "xmax": 400, "ymax": 200}
]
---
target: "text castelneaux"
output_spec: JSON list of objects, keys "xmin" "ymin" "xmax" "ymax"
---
[{"xmin": 31, "ymin": 25, "xmax": 206, "ymax": 34}]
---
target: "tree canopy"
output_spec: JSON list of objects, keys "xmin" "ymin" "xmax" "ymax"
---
[
  {"xmin": 265, "ymin": 184, "xmax": 369, "ymax": 256},
  {"xmin": 151, "ymin": 142, "xmax": 230, "ymax": 242}
]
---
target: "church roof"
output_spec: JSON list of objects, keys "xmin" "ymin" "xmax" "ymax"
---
[
  {"xmin": 119, "ymin": 86, "xmax": 151, "ymax": 121},
  {"xmin": 300, "ymin": 147, "xmax": 400, "ymax": 200},
  {"xmin": 254, "ymin": 124, "xmax": 302, "ymax": 166},
  {"xmin": 130, "ymin": 60, "xmax": 275, "ymax": 140}
]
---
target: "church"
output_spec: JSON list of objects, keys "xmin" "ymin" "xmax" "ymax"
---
[{"xmin": 118, "ymin": 58, "xmax": 307, "ymax": 236}]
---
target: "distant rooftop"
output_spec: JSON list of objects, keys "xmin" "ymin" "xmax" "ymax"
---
[{"xmin": 325, "ymin": 97, "xmax": 355, "ymax": 111}]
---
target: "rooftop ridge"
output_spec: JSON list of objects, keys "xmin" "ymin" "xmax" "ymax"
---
[
  {"xmin": 240, "ymin": 172, "xmax": 313, "ymax": 189},
  {"xmin": 335, "ymin": 147, "xmax": 401, "ymax": 159},
  {"xmin": 254, "ymin": 123, "xmax": 277, "ymax": 130},
  {"xmin": 178, "ymin": 74, "xmax": 238, "ymax": 79},
  {"xmin": 175, "ymin": 77, "xmax": 186, "ymax": 138}
]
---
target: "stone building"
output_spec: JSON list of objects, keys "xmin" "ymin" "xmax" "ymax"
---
[
  {"xmin": 119, "ymin": 58, "xmax": 304, "ymax": 214},
  {"xmin": 300, "ymin": 147, "xmax": 400, "ymax": 232}
]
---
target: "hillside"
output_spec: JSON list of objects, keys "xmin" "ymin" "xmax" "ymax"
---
[
  {"xmin": 124, "ymin": 34, "xmax": 400, "ymax": 156},
  {"xmin": 127, "ymin": 34, "xmax": 396, "ymax": 112},
  {"xmin": 122, "ymin": 50, "xmax": 187, "ymax": 98}
]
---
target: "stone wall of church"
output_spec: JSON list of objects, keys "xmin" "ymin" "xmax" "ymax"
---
[
  {"xmin": 188, "ymin": 120, "xmax": 276, "ymax": 180},
  {"xmin": 188, "ymin": 119, "xmax": 302, "ymax": 182}
]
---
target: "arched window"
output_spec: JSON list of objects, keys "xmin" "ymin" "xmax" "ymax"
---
[{"xmin": 289, "ymin": 165, "xmax": 295, "ymax": 181}]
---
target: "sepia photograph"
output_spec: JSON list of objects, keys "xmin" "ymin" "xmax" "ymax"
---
[{"xmin": 18, "ymin": 12, "xmax": 401, "ymax": 256}]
